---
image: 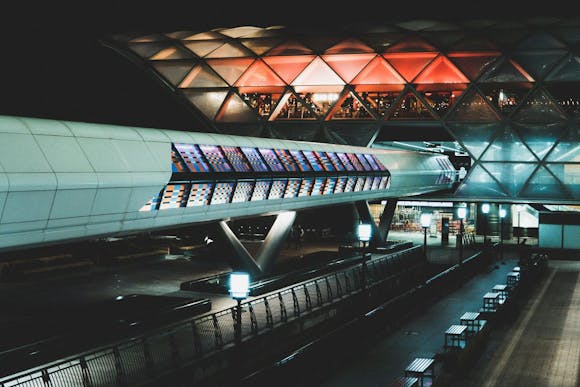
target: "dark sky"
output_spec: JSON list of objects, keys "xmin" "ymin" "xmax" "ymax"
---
[{"xmin": 0, "ymin": 1, "xmax": 575, "ymax": 131}]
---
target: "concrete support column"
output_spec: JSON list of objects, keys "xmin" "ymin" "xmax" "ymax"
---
[
  {"xmin": 378, "ymin": 199, "xmax": 397, "ymax": 242},
  {"xmin": 255, "ymin": 211, "xmax": 296, "ymax": 274},
  {"xmin": 354, "ymin": 201, "xmax": 383, "ymax": 248},
  {"xmin": 217, "ymin": 220, "xmax": 262, "ymax": 278}
]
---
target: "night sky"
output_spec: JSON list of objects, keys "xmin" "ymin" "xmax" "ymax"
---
[{"xmin": 0, "ymin": 1, "xmax": 573, "ymax": 132}]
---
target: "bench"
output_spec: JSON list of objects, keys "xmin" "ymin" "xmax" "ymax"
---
[
  {"xmin": 506, "ymin": 271, "xmax": 520, "ymax": 290},
  {"xmin": 460, "ymin": 312, "xmax": 486, "ymax": 335},
  {"xmin": 492, "ymin": 284, "xmax": 509, "ymax": 303},
  {"xmin": 444, "ymin": 324, "xmax": 468, "ymax": 350},
  {"xmin": 481, "ymin": 292, "xmax": 501, "ymax": 313},
  {"xmin": 404, "ymin": 357, "xmax": 435, "ymax": 387}
]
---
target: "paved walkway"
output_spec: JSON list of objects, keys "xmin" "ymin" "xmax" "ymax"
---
[
  {"xmin": 452, "ymin": 260, "xmax": 580, "ymax": 387},
  {"xmin": 319, "ymin": 252, "xmax": 519, "ymax": 387}
]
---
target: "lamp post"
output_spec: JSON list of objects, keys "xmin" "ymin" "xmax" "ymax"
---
[
  {"xmin": 229, "ymin": 272, "xmax": 250, "ymax": 346},
  {"xmin": 516, "ymin": 204, "xmax": 523, "ymax": 246},
  {"xmin": 357, "ymin": 223, "xmax": 372, "ymax": 290},
  {"xmin": 457, "ymin": 207, "xmax": 467, "ymax": 264},
  {"xmin": 481, "ymin": 203, "xmax": 490, "ymax": 246},
  {"xmin": 420, "ymin": 213, "xmax": 432, "ymax": 256},
  {"xmin": 499, "ymin": 208, "xmax": 507, "ymax": 264}
]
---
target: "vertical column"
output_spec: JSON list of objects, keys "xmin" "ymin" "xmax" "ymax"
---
[
  {"xmin": 377, "ymin": 199, "xmax": 397, "ymax": 242},
  {"xmin": 255, "ymin": 211, "xmax": 297, "ymax": 274},
  {"xmin": 217, "ymin": 220, "xmax": 262, "ymax": 277}
]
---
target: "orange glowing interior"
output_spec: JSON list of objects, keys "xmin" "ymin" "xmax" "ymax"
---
[
  {"xmin": 322, "ymin": 54, "xmax": 376, "ymax": 83},
  {"xmin": 383, "ymin": 52, "xmax": 438, "ymax": 82}
]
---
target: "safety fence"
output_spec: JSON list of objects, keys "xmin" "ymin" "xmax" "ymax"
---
[{"xmin": 0, "ymin": 246, "xmax": 424, "ymax": 387}]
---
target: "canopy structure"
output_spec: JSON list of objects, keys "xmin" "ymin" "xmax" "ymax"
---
[{"xmin": 105, "ymin": 19, "xmax": 580, "ymax": 203}]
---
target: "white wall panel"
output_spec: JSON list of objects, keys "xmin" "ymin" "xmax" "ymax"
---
[
  {"xmin": 0, "ymin": 133, "xmax": 52, "ymax": 172},
  {"xmin": 48, "ymin": 217, "xmax": 90, "ymax": 228},
  {"xmin": 563, "ymin": 225, "xmax": 580, "ymax": 249},
  {"xmin": 66, "ymin": 121, "xmax": 141, "ymax": 141},
  {"xmin": 77, "ymin": 138, "xmax": 130, "ymax": 172},
  {"xmin": 133, "ymin": 127, "xmax": 170, "ymax": 142},
  {"xmin": 91, "ymin": 188, "xmax": 132, "ymax": 215},
  {"xmin": 0, "ymin": 231, "xmax": 44, "ymax": 249},
  {"xmin": 0, "ymin": 220, "xmax": 48, "ymax": 233},
  {"xmin": 2, "ymin": 190, "xmax": 55, "ymax": 224},
  {"xmin": 0, "ymin": 116, "xmax": 30, "ymax": 134},
  {"xmin": 539, "ymin": 224, "xmax": 562, "ymax": 248},
  {"xmin": 35, "ymin": 135, "xmax": 94, "ymax": 172},
  {"xmin": 143, "ymin": 142, "xmax": 171, "ymax": 170},
  {"xmin": 113, "ymin": 140, "xmax": 160, "ymax": 172},
  {"xmin": 22, "ymin": 117, "xmax": 72, "ymax": 136},
  {"xmin": 43, "ymin": 227, "xmax": 87, "ymax": 243},
  {"xmin": 51, "ymin": 189, "xmax": 98, "ymax": 219},
  {"xmin": 125, "ymin": 186, "xmax": 165, "ymax": 214}
]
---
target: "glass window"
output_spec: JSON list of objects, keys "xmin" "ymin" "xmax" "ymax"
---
[
  {"xmin": 199, "ymin": 144, "xmax": 232, "ymax": 172},
  {"xmin": 182, "ymin": 89, "xmax": 229, "ymax": 121},
  {"xmin": 302, "ymin": 150, "xmax": 324, "ymax": 172},
  {"xmin": 174, "ymin": 143, "xmax": 211, "ymax": 172},
  {"xmin": 364, "ymin": 154, "xmax": 380, "ymax": 171},
  {"xmin": 546, "ymin": 83, "xmax": 580, "ymax": 118},
  {"xmin": 187, "ymin": 182, "xmax": 213, "ymax": 206},
  {"xmin": 327, "ymin": 152, "xmax": 346, "ymax": 171},
  {"xmin": 314, "ymin": 151, "xmax": 335, "ymax": 172},
  {"xmin": 284, "ymin": 178, "xmax": 301, "ymax": 198},
  {"xmin": 241, "ymin": 147, "xmax": 269, "ymax": 172},
  {"xmin": 379, "ymin": 176, "xmax": 391, "ymax": 190},
  {"xmin": 311, "ymin": 177, "xmax": 326, "ymax": 196},
  {"xmin": 258, "ymin": 148, "xmax": 285, "ymax": 172},
  {"xmin": 344, "ymin": 176, "xmax": 357, "ymax": 192},
  {"xmin": 356, "ymin": 154, "xmax": 373, "ymax": 171},
  {"xmin": 205, "ymin": 58, "xmax": 254, "ymax": 85},
  {"xmin": 268, "ymin": 179, "xmax": 287, "ymax": 199},
  {"xmin": 251, "ymin": 180, "xmax": 271, "ymax": 201},
  {"xmin": 231, "ymin": 181, "xmax": 254, "ymax": 203},
  {"xmin": 235, "ymin": 60, "xmax": 285, "ymax": 86},
  {"xmin": 298, "ymin": 178, "xmax": 314, "ymax": 197},
  {"xmin": 384, "ymin": 52, "xmax": 437, "ymax": 82},
  {"xmin": 160, "ymin": 184, "xmax": 187, "ymax": 209},
  {"xmin": 512, "ymin": 89, "xmax": 568, "ymax": 123},
  {"xmin": 371, "ymin": 176, "xmax": 381, "ymax": 190},
  {"xmin": 171, "ymin": 148, "xmax": 188, "ymax": 173},
  {"xmin": 289, "ymin": 149, "xmax": 313, "ymax": 172},
  {"xmin": 446, "ymin": 90, "xmax": 499, "ymax": 121},
  {"xmin": 354, "ymin": 177, "xmax": 366, "ymax": 191},
  {"xmin": 210, "ymin": 182, "xmax": 235, "ymax": 204},
  {"xmin": 363, "ymin": 176, "xmax": 373, "ymax": 190},
  {"xmin": 323, "ymin": 177, "xmax": 337, "ymax": 194},
  {"xmin": 389, "ymin": 92, "xmax": 435, "ymax": 120},
  {"xmin": 337, "ymin": 152, "xmax": 355, "ymax": 171},
  {"xmin": 413, "ymin": 55, "xmax": 469, "ymax": 84},
  {"xmin": 347, "ymin": 153, "xmax": 365, "ymax": 171},
  {"xmin": 330, "ymin": 91, "xmax": 375, "ymax": 120},
  {"xmin": 221, "ymin": 146, "xmax": 252, "ymax": 172},
  {"xmin": 323, "ymin": 53, "xmax": 376, "ymax": 83},
  {"xmin": 239, "ymin": 86, "xmax": 284, "ymax": 119},
  {"xmin": 356, "ymin": 89, "xmax": 402, "ymax": 118},
  {"xmin": 479, "ymin": 83, "xmax": 533, "ymax": 116},
  {"xmin": 447, "ymin": 52, "xmax": 501, "ymax": 81},
  {"xmin": 334, "ymin": 176, "xmax": 348, "ymax": 193},
  {"xmin": 275, "ymin": 149, "xmax": 300, "ymax": 172}
]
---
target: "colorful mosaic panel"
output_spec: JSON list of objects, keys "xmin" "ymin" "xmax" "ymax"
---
[
  {"xmin": 268, "ymin": 179, "xmax": 287, "ymax": 199},
  {"xmin": 231, "ymin": 181, "xmax": 254, "ymax": 202},
  {"xmin": 187, "ymin": 182, "xmax": 213, "ymax": 206},
  {"xmin": 210, "ymin": 181, "xmax": 235, "ymax": 204},
  {"xmin": 160, "ymin": 184, "xmax": 187, "ymax": 209},
  {"xmin": 250, "ymin": 180, "xmax": 271, "ymax": 201},
  {"xmin": 221, "ymin": 146, "xmax": 252, "ymax": 172},
  {"xmin": 174, "ymin": 143, "xmax": 211, "ymax": 172},
  {"xmin": 199, "ymin": 144, "xmax": 233, "ymax": 172},
  {"xmin": 274, "ymin": 148, "xmax": 300, "ymax": 172},
  {"xmin": 259, "ymin": 148, "xmax": 286, "ymax": 172},
  {"xmin": 241, "ymin": 146, "xmax": 269, "ymax": 172}
]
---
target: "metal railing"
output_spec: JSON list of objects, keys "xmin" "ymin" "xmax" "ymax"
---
[{"xmin": 0, "ymin": 246, "xmax": 424, "ymax": 387}]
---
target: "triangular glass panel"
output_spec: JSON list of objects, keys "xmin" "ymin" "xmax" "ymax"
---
[
  {"xmin": 480, "ymin": 126, "xmax": 537, "ymax": 162},
  {"xmin": 205, "ymin": 42, "xmax": 252, "ymax": 58},
  {"xmin": 445, "ymin": 90, "xmax": 500, "ymax": 121},
  {"xmin": 547, "ymin": 126, "xmax": 580, "ymax": 162},
  {"xmin": 420, "ymin": 32, "xmax": 464, "ymax": 49},
  {"xmin": 219, "ymin": 26, "xmax": 263, "ymax": 38},
  {"xmin": 181, "ymin": 31, "xmax": 224, "ymax": 40},
  {"xmin": 182, "ymin": 89, "xmax": 228, "ymax": 120},
  {"xmin": 242, "ymin": 26, "xmax": 285, "ymax": 38},
  {"xmin": 206, "ymin": 58, "xmax": 254, "ymax": 85},
  {"xmin": 479, "ymin": 58, "xmax": 534, "ymax": 83},
  {"xmin": 129, "ymin": 34, "xmax": 168, "ymax": 43},
  {"xmin": 511, "ymin": 122, "xmax": 567, "ymax": 160},
  {"xmin": 183, "ymin": 40, "xmax": 225, "ymax": 57},
  {"xmin": 150, "ymin": 46, "xmax": 194, "ymax": 60},
  {"xmin": 447, "ymin": 52, "xmax": 501, "ymax": 81},
  {"xmin": 446, "ymin": 122, "xmax": 501, "ymax": 159},
  {"xmin": 384, "ymin": 36, "xmax": 437, "ymax": 52},
  {"xmin": 478, "ymin": 83, "xmax": 533, "ymax": 117},
  {"xmin": 388, "ymin": 91, "xmax": 436, "ymax": 120},
  {"xmin": 511, "ymin": 51, "xmax": 566, "ymax": 80},
  {"xmin": 272, "ymin": 91, "xmax": 317, "ymax": 120},
  {"xmin": 266, "ymin": 40, "xmax": 314, "ymax": 56},
  {"xmin": 396, "ymin": 20, "xmax": 440, "ymax": 31},
  {"xmin": 358, "ymin": 32, "xmax": 406, "ymax": 52},
  {"xmin": 179, "ymin": 63, "xmax": 228, "ymax": 87},
  {"xmin": 292, "ymin": 57, "xmax": 345, "ymax": 86},
  {"xmin": 238, "ymin": 86, "xmax": 285, "ymax": 120},
  {"xmin": 166, "ymin": 31, "xmax": 199, "ymax": 40},
  {"xmin": 128, "ymin": 43, "xmax": 166, "ymax": 59},
  {"xmin": 482, "ymin": 162, "xmax": 537, "ymax": 196},
  {"xmin": 545, "ymin": 82, "xmax": 580, "ymax": 118},
  {"xmin": 324, "ymin": 123, "xmax": 379, "ymax": 146},
  {"xmin": 415, "ymin": 85, "xmax": 465, "ymax": 117},
  {"xmin": 240, "ymin": 38, "xmax": 282, "ymax": 55},
  {"xmin": 322, "ymin": 54, "xmax": 376, "ymax": 83},
  {"xmin": 520, "ymin": 165, "xmax": 571, "ymax": 199},
  {"xmin": 488, "ymin": 29, "xmax": 530, "ymax": 49},
  {"xmin": 235, "ymin": 60, "xmax": 285, "ymax": 87},
  {"xmin": 384, "ymin": 52, "xmax": 438, "ymax": 82},
  {"xmin": 554, "ymin": 27, "xmax": 580, "ymax": 46},
  {"xmin": 545, "ymin": 163, "xmax": 580, "ymax": 199},
  {"xmin": 296, "ymin": 89, "xmax": 343, "ymax": 118},
  {"xmin": 516, "ymin": 32, "xmax": 566, "ymax": 50},
  {"xmin": 215, "ymin": 92, "xmax": 259, "ymax": 122},
  {"xmin": 328, "ymin": 91, "xmax": 375, "ymax": 120},
  {"xmin": 512, "ymin": 88, "xmax": 568, "ymax": 123},
  {"xmin": 324, "ymin": 38, "xmax": 375, "ymax": 54},
  {"xmin": 152, "ymin": 61, "xmax": 195, "ymax": 86},
  {"xmin": 263, "ymin": 55, "xmax": 315, "ymax": 84},
  {"xmin": 546, "ymin": 54, "xmax": 580, "ymax": 82},
  {"xmin": 351, "ymin": 56, "xmax": 406, "ymax": 85},
  {"xmin": 454, "ymin": 164, "xmax": 509, "ymax": 198},
  {"xmin": 353, "ymin": 87, "xmax": 404, "ymax": 118},
  {"xmin": 413, "ymin": 55, "xmax": 470, "ymax": 84}
]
